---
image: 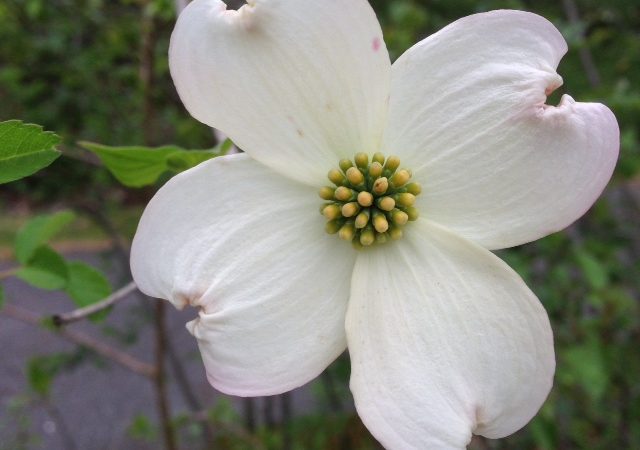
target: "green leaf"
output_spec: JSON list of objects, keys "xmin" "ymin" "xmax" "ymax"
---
[
  {"xmin": 15, "ymin": 246, "xmax": 68, "ymax": 290},
  {"xmin": 561, "ymin": 340, "xmax": 609, "ymax": 401},
  {"xmin": 27, "ymin": 353, "xmax": 80, "ymax": 397},
  {"xmin": 0, "ymin": 120, "xmax": 61, "ymax": 184},
  {"xmin": 80, "ymin": 141, "xmax": 179, "ymax": 187},
  {"xmin": 574, "ymin": 249, "xmax": 609, "ymax": 290},
  {"xmin": 65, "ymin": 261, "xmax": 111, "ymax": 309},
  {"xmin": 128, "ymin": 414, "xmax": 157, "ymax": 442},
  {"xmin": 165, "ymin": 149, "xmax": 220, "ymax": 171},
  {"xmin": 27, "ymin": 357, "xmax": 56, "ymax": 397},
  {"xmin": 14, "ymin": 211, "xmax": 76, "ymax": 264},
  {"xmin": 80, "ymin": 140, "xmax": 230, "ymax": 187}
]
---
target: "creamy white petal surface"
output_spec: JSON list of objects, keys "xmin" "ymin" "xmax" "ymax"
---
[
  {"xmin": 385, "ymin": 10, "xmax": 619, "ymax": 250},
  {"xmin": 346, "ymin": 220, "xmax": 554, "ymax": 449},
  {"xmin": 131, "ymin": 154, "xmax": 356, "ymax": 395},
  {"xmin": 170, "ymin": 0, "xmax": 390, "ymax": 186}
]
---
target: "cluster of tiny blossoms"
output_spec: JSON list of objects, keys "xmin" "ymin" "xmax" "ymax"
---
[{"xmin": 319, "ymin": 152, "xmax": 421, "ymax": 249}]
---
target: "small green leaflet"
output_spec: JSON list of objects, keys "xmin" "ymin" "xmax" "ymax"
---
[
  {"xmin": 128, "ymin": 414, "xmax": 157, "ymax": 442},
  {"xmin": 27, "ymin": 353, "xmax": 81, "ymax": 397},
  {"xmin": 65, "ymin": 261, "xmax": 111, "ymax": 309},
  {"xmin": 560, "ymin": 340, "xmax": 609, "ymax": 401},
  {"xmin": 16, "ymin": 246, "xmax": 68, "ymax": 290},
  {"xmin": 0, "ymin": 120, "xmax": 61, "ymax": 184},
  {"xmin": 14, "ymin": 210, "xmax": 76, "ymax": 265},
  {"xmin": 574, "ymin": 249, "xmax": 609, "ymax": 290},
  {"xmin": 80, "ymin": 139, "xmax": 232, "ymax": 188}
]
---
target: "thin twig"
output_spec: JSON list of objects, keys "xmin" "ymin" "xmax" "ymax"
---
[
  {"xmin": 281, "ymin": 393, "xmax": 292, "ymax": 450},
  {"xmin": 52, "ymin": 281, "xmax": 138, "ymax": 327},
  {"xmin": 154, "ymin": 301, "xmax": 178, "ymax": 450},
  {"xmin": 264, "ymin": 396, "xmax": 276, "ymax": 429},
  {"xmin": 75, "ymin": 202, "xmax": 131, "ymax": 270},
  {"xmin": 561, "ymin": 0, "xmax": 602, "ymax": 87},
  {"xmin": 322, "ymin": 368, "xmax": 343, "ymax": 412},
  {"xmin": 2, "ymin": 303, "xmax": 156, "ymax": 378},
  {"xmin": 164, "ymin": 334, "xmax": 216, "ymax": 444},
  {"xmin": 244, "ymin": 398, "xmax": 256, "ymax": 432},
  {"xmin": 0, "ymin": 267, "xmax": 18, "ymax": 280}
]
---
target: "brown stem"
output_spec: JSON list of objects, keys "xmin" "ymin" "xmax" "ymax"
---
[
  {"xmin": 263, "ymin": 396, "xmax": 276, "ymax": 429},
  {"xmin": 281, "ymin": 392, "xmax": 292, "ymax": 450},
  {"xmin": 52, "ymin": 281, "xmax": 137, "ymax": 327},
  {"xmin": 75, "ymin": 202, "xmax": 131, "ymax": 270},
  {"xmin": 140, "ymin": 2, "xmax": 158, "ymax": 146},
  {"xmin": 164, "ymin": 331, "xmax": 216, "ymax": 443},
  {"xmin": 243, "ymin": 398, "xmax": 256, "ymax": 432},
  {"xmin": 322, "ymin": 368, "xmax": 343, "ymax": 412},
  {"xmin": 154, "ymin": 301, "xmax": 178, "ymax": 450},
  {"xmin": 2, "ymin": 303, "xmax": 156, "ymax": 378}
]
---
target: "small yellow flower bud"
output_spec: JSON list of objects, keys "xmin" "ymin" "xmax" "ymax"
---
[
  {"xmin": 390, "ymin": 169, "xmax": 410, "ymax": 187},
  {"xmin": 389, "ymin": 226, "xmax": 403, "ymax": 240},
  {"xmin": 357, "ymin": 191, "xmax": 373, "ymax": 207},
  {"xmin": 372, "ymin": 177, "xmax": 389, "ymax": 195},
  {"xmin": 390, "ymin": 209, "xmax": 409, "ymax": 225},
  {"xmin": 403, "ymin": 206, "xmax": 419, "ymax": 221},
  {"xmin": 328, "ymin": 169, "xmax": 346, "ymax": 185},
  {"xmin": 354, "ymin": 210, "xmax": 370, "ymax": 229},
  {"xmin": 395, "ymin": 193, "xmax": 416, "ymax": 207},
  {"xmin": 360, "ymin": 227, "xmax": 375, "ymax": 246},
  {"xmin": 346, "ymin": 167, "xmax": 365, "ymax": 186},
  {"xmin": 372, "ymin": 213, "xmax": 389, "ymax": 233},
  {"xmin": 354, "ymin": 152, "xmax": 368, "ymax": 169},
  {"xmin": 339, "ymin": 159, "xmax": 353, "ymax": 172},
  {"xmin": 368, "ymin": 162, "xmax": 383, "ymax": 178},
  {"xmin": 377, "ymin": 196, "xmax": 395, "ymax": 212},
  {"xmin": 334, "ymin": 186, "xmax": 355, "ymax": 201},
  {"xmin": 322, "ymin": 204, "xmax": 342, "ymax": 220},
  {"xmin": 372, "ymin": 152, "xmax": 385, "ymax": 165},
  {"xmin": 405, "ymin": 182, "xmax": 422, "ymax": 196},
  {"xmin": 341, "ymin": 202, "xmax": 360, "ymax": 217},
  {"xmin": 318, "ymin": 186, "xmax": 335, "ymax": 200},
  {"xmin": 383, "ymin": 155, "xmax": 401, "ymax": 172},
  {"xmin": 338, "ymin": 222, "xmax": 355, "ymax": 241},
  {"xmin": 325, "ymin": 220, "xmax": 342, "ymax": 234}
]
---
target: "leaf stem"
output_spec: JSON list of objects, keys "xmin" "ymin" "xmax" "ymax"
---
[
  {"xmin": 52, "ymin": 281, "xmax": 137, "ymax": 326},
  {"xmin": 0, "ymin": 267, "xmax": 19, "ymax": 280}
]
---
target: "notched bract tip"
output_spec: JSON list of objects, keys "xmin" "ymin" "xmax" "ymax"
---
[{"xmin": 219, "ymin": 0, "xmax": 258, "ymax": 30}]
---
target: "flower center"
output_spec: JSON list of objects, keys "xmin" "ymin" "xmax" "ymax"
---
[{"xmin": 319, "ymin": 152, "xmax": 421, "ymax": 249}]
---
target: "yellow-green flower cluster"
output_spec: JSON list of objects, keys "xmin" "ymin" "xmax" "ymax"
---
[{"xmin": 319, "ymin": 153, "xmax": 421, "ymax": 249}]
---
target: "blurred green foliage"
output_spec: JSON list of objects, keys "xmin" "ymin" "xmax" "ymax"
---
[{"xmin": 1, "ymin": 0, "xmax": 639, "ymax": 449}]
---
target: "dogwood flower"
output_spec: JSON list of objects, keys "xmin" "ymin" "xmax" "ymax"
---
[{"xmin": 130, "ymin": 0, "xmax": 619, "ymax": 448}]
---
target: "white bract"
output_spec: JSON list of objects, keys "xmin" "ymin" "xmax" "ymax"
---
[{"xmin": 130, "ymin": 1, "xmax": 619, "ymax": 448}]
